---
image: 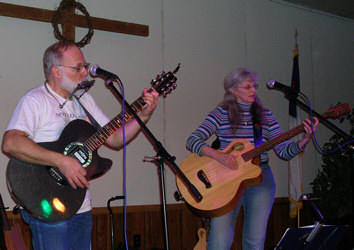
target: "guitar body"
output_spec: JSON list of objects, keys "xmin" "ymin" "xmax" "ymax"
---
[
  {"xmin": 176, "ymin": 139, "xmax": 263, "ymax": 217},
  {"xmin": 5, "ymin": 66, "xmax": 180, "ymax": 222},
  {"xmin": 176, "ymin": 104, "xmax": 349, "ymax": 218},
  {"xmin": 193, "ymin": 227, "xmax": 207, "ymax": 250},
  {"xmin": 6, "ymin": 119, "xmax": 112, "ymax": 222}
]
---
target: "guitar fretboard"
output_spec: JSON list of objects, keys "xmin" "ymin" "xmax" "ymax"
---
[
  {"xmin": 242, "ymin": 124, "xmax": 305, "ymax": 162},
  {"xmin": 83, "ymin": 96, "xmax": 146, "ymax": 151},
  {"xmin": 80, "ymin": 68, "xmax": 178, "ymax": 152}
]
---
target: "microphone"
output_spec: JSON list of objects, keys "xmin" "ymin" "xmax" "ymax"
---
[
  {"xmin": 267, "ymin": 79, "xmax": 298, "ymax": 96},
  {"xmin": 89, "ymin": 64, "xmax": 118, "ymax": 80}
]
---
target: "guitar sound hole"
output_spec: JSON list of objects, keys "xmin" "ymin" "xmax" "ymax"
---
[
  {"xmin": 73, "ymin": 149, "xmax": 88, "ymax": 165},
  {"xmin": 197, "ymin": 170, "xmax": 212, "ymax": 189},
  {"xmin": 47, "ymin": 142, "xmax": 93, "ymax": 187},
  {"xmin": 64, "ymin": 142, "xmax": 92, "ymax": 168},
  {"xmin": 232, "ymin": 143, "xmax": 244, "ymax": 152}
]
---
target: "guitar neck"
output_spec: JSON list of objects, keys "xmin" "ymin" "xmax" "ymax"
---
[
  {"xmin": 242, "ymin": 123, "xmax": 305, "ymax": 161},
  {"xmin": 83, "ymin": 96, "xmax": 146, "ymax": 151},
  {"xmin": 79, "ymin": 67, "xmax": 179, "ymax": 152},
  {"xmin": 0, "ymin": 194, "xmax": 11, "ymax": 231}
]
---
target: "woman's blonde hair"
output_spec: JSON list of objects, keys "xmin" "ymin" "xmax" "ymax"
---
[{"xmin": 220, "ymin": 68, "xmax": 264, "ymax": 131}]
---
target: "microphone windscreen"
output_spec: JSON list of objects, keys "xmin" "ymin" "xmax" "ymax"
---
[
  {"xmin": 267, "ymin": 79, "xmax": 276, "ymax": 89},
  {"xmin": 89, "ymin": 64, "xmax": 99, "ymax": 76}
]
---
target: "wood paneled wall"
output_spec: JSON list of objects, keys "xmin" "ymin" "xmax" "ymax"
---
[{"xmin": 5, "ymin": 198, "xmax": 316, "ymax": 250}]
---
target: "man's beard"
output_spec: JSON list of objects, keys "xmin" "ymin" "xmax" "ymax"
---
[{"xmin": 60, "ymin": 71, "xmax": 87, "ymax": 94}]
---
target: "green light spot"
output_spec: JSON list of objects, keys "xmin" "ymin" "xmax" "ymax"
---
[{"xmin": 40, "ymin": 199, "xmax": 53, "ymax": 218}]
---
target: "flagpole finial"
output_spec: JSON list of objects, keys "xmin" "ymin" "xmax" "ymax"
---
[
  {"xmin": 295, "ymin": 29, "xmax": 298, "ymax": 42},
  {"xmin": 293, "ymin": 29, "xmax": 299, "ymax": 58}
]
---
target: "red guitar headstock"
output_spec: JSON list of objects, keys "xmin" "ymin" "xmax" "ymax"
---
[{"xmin": 322, "ymin": 103, "xmax": 351, "ymax": 119}]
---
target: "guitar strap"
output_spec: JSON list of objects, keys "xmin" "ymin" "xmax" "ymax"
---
[
  {"xmin": 252, "ymin": 117, "xmax": 263, "ymax": 147},
  {"xmin": 73, "ymin": 96, "xmax": 102, "ymax": 131}
]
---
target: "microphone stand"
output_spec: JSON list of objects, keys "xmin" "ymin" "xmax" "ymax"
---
[
  {"xmin": 300, "ymin": 194, "xmax": 324, "ymax": 223},
  {"xmin": 104, "ymin": 77, "xmax": 202, "ymax": 250},
  {"xmin": 107, "ymin": 196, "xmax": 125, "ymax": 250},
  {"xmin": 284, "ymin": 91, "xmax": 353, "ymax": 141},
  {"xmin": 285, "ymin": 91, "xmax": 353, "ymax": 248}
]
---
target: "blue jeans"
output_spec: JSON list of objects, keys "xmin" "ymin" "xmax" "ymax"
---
[
  {"xmin": 207, "ymin": 163, "xmax": 276, "ymax": 250},
  {"xmin": 21, "ymin": 209, "xmax": 92, "ymax": 250}
]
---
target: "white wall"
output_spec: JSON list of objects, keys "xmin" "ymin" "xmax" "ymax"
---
[{"xmin": 0, "ymin": 0, "xmax": 353, "ymax": 209}]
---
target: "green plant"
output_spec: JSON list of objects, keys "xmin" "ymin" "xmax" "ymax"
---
[{"xmin": 311, "ymin": 107, "xmax": 353, "ymax": 248}]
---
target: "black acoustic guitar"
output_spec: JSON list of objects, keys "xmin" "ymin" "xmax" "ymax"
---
[{"xmin": 6, "ymin": 66, "xmax": 179, "ymax": 222}]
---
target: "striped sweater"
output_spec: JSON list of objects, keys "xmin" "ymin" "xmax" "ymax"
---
[{"xmin": 186, "ymin": 103, "xmax": 303, "ymax": 162}]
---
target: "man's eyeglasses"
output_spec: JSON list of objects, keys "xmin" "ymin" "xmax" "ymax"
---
[
  {"xmin": 237, "ymin": 83, "xmax": 259, "ymax": 90},
  {"xmin": 57, "ymin": 63, "xmax": 90, "ymax": 72}
]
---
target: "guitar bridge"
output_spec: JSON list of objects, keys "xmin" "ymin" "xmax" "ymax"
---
[{"xmin": 48, "ymin": 167, "xmax": 68, "ymax": 186}]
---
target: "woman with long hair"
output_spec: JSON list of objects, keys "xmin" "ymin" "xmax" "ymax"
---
[{"xmin": 186, "ymin": 68, "xmax": 319, "ymax": 249}]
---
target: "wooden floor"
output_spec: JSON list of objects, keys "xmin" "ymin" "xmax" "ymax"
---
[{"xmin": 6, "ymin": 198, "xmax": 318, "ymax": 250}]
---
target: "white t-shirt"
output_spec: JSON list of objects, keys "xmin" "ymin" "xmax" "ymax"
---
[{"xmin": 6, "ymin": 83, "xmax": 110, "ymax": 213}]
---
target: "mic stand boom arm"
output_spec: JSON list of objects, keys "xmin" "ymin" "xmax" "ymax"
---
[
  {"xmin": 105, "ymin": 80, "xmax": 203, "ymax": 201},
  {"xmin": 285, "ymin": 93, "xmax": 353, "ymax": 141}
]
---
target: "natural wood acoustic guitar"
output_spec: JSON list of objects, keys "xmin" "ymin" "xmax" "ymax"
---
[{"xmin": 176, "ymin": 103, "xmax": 350, "ymax": 218}]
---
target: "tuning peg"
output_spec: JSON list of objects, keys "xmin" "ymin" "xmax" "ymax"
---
[{"xmin": 173, "ymin": 63, "xmax": 181, "ymax": 74}]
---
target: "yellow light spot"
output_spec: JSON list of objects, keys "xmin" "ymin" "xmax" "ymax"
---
[{"xmin": 52, "ymin": 198, "xmax": 66, "ymax": 213}]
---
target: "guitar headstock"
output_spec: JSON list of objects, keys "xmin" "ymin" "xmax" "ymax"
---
[
  {"xmin": 150, "ymin": 64, "xmax": 180, "ymax": 98},
  {"xmin": 322, "ymin": 103, "xmax": 351, "ymax": 119}
]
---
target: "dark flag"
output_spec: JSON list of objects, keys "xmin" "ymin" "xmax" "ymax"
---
[{"xmin": 288, "ymin": 35, "xmax": 303, "ymax": 221}]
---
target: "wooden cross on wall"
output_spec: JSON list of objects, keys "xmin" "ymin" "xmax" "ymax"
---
[{"xmin": 0, "ymin": 1, "xmax": 149, "ymax": 43}]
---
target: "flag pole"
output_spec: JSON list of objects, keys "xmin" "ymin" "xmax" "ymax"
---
[{"xmin": 288, "ymin": 28, "xmax": 303, "ymax": 223}]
